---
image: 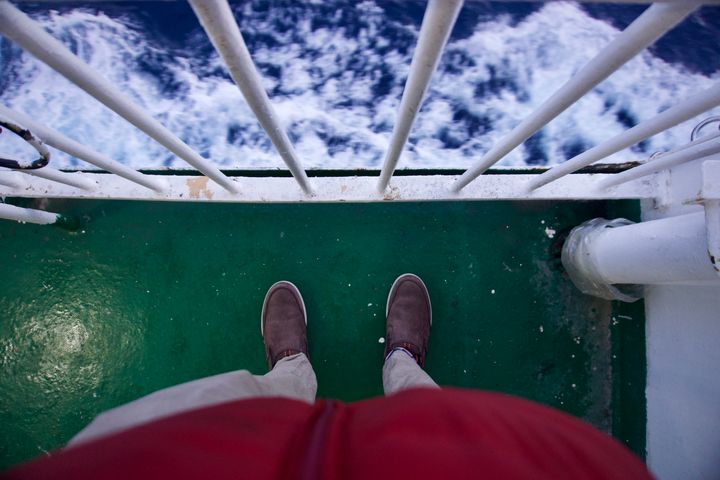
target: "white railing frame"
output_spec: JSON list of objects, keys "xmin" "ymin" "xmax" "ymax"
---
[
  {"xmin": 0, "ymin": 171, "xmax": 656, "ymax": 203},
  {"xmin": 0, "ymin": 0, "xmax": 718, "ymax": 218}
]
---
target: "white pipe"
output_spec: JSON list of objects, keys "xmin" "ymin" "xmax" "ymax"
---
[
  {"xmin": 0, "ymin": 105, "xmax": 167, "ymax": 192},
  {"xmin": 20, "ymin": 167, "xmax": 97, "ymax": 191},
  {"xmin": 598, "ymin": 136, "xmax": 720, "ymax": 189},
  {"xmin": 188, "ymin": 0, "xmax": 312, "ymax": 194},
  {"xmin": 377, "ymin": 0, "xmax": 464, "ymax": 192},
  {"xmin": 0, "ymin": 1, "xmax": 237, "ymax": 193},
  {"xmin": 452, "ymin": 2, "xmax": 697, "ymax": 192},
  {"xmin": 0, "ymin": 203, "xmax": 59, "ymax": 224},
  {"xmin": 567, "ymin": 212, "xmax": 720, "ymax": 287},
  {"xmin": 526, "ymin": 83, "xmax": 720, "ymax": 192}
]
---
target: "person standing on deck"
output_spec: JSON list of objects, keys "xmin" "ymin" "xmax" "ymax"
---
[{"xmin": 4, "ymin": 274, "xmax": 652, "ymax": 479}]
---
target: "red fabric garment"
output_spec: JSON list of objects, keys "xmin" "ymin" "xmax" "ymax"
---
[{"xmin": 5, "ymin": 388, "xmax": 652, "ymax": 480}]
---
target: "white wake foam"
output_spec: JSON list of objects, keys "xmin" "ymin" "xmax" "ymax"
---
[{"xmin": 0, "ymin": 2, "xmax": 718, "ymax": 170}]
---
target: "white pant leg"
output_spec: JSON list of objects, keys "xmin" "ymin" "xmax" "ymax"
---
[
  {"xmin": 69, "ymin": 353, "xmax": 316, "ymax": 446},
  {"xmin": 382, "ymin": 349, "xmax": 440, "ymax": 395}
]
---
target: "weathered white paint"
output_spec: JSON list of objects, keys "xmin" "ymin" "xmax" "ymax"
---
[
  {"xmin": 0, "ymin": 202, "xmax": 59, "ymax": 224},
  {"xmin": 0, "ymin": 0, "xmax": 238, "ymax": 193},
  {"xmin": 0, "ymin": 172, "xmax": 655, "ymax": 202},
  {"xmin": 645, "ymin": 284, "xmax": 720, "ymax": 480},
  {"xmin": 188, "ymin": 0, "xmax": 312, "ymax": 194},
  {"xmin": 642, "ymin": 155, "xmax": 720, "ymax": 480},
  {"xmin": 453, "ymin": 2, "xmax": 697, "ymax": 192},
  {"xmin": 377, "ymin": 0, "xmax": 464, "ymax": 192},
  {"xmin": 0, "ymin": 105, "xmax": 167, "ymax": 192}
]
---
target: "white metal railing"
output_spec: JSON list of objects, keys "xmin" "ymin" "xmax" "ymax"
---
[
  {"xmin": 0, "ymin": 0, "xmax": 238, "ymax": 193},
  {"xmin": 0, "ymin": 0, "xmax": 719, "ymax": 226},
  {"xmin": 188, "ymin": 0, "xmax": 313, "ymax": 194},
  {"xmin": 0, "ymin": 105, "xmax": 167, "ymax": 192},
  {"xmin": 525, "ymin": 83, "xmax": 720, "ymax": 192},
  {"xmin": 377, "ymin": 0, "xmax": 464, "ymax": 192},
  {"xmin": 597, "ymin": 132, "xmax": 720, "ymax": 190},
  {"xmin": 450, "ymin": 2, "xmax": 699, "ymax": 192}
]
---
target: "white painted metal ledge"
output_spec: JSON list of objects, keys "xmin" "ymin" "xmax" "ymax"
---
[{"xmin": 0, "ymin": 173, "xmax": 656, "ymax": 202}]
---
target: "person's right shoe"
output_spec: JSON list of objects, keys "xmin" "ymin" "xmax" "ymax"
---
[
  {"xmin": 384, "ymin": 273, "xmax": 432, "ymax": 367},
  {"xmin": 261, "ymin": 281, "xmax": 309, "ymax": 370}
]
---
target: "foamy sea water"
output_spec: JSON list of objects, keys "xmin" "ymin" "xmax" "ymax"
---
[{"xmin": 1, "ymin": 1, "xmax": 718, "ymax": 170}]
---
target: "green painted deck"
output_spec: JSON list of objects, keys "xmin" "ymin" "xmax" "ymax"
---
[{"xmin": 0, "ymin": 198, "xmax": 645, "ymax": 469}]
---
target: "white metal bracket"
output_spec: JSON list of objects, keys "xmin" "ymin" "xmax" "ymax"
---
[{"xmin": 700, "ymin": 161, "xmax": 720, "ymax": 275}]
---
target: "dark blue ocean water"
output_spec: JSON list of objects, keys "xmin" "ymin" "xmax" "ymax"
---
[{"xmin": 1, "ymin": 1, "xmax": 719, "ymax": 169}]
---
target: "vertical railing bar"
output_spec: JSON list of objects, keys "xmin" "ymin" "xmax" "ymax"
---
[
  {"xmin": 377, "ymin": 0, "xmax": 464, "ymax": 192},
  {"xmin": 188, "ymin": 0, "xmax": 312, "ymax": 194},
  {"xmin": 0, "ymin": 105, "xmax": 167, "ymax": 192},
  {"xmin": 525, "ymin": 83, "xmax": 720, "ymax": 191},
  {"xmin": 451, "ymin": 2, "xmax": 697, "ymax": 193},
  {"xmin": 0, "ymin": 1, "xmax": 238, "ymax": 193},
  {"xmin": 0, "ymin": 203, "xmax": 60, "ymax": 225},
  {"xmin": 597, "ymin": 136, "xmax": 720, "ymax": 190},
  {"xmin": 13, "ymin": 167, "xmax": 97, "ymax": 191}
]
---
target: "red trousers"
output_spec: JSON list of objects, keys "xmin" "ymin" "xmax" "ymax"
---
[{"xmin": 5, "ymin": 388, "xmax": 651, "ymax": 480}]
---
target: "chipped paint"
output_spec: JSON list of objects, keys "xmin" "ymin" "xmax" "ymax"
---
[
  {"xmin": 186, "ymin": 176, "xmax": 214, "ymax": 200},
  {"xmin": 383, "ymin": 185, "xmax": 401, "ymax": 201}
]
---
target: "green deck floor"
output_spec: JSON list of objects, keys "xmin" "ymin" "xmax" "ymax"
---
[{"xmin": 0, "ymin": 198, "xmax": 645, "ymax": 469}]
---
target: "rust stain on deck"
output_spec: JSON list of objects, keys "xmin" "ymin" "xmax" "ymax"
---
[{"xmin": 186, "ymin": 177, "xmax": 214, "ymax": 200}]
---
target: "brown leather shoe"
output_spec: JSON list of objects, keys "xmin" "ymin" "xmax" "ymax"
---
[
  {"xmin": 384, "ymin": 273, "xmax": 432, "ymax": 367},
  {"xmin": 261, "ymin": 281, "xmax": 309, "ymax": 370}
]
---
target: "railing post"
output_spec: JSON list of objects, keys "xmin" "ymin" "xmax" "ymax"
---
[
  {"xmin": 21, "ymin": 167, "xmax": 96, "ymax": 191},
  {"xmin": 377, "ymin": 0, "xmax": 464, "ymax": 192},
  {"xmin": 188, "ymin": 0, "xmax": 313, "ymax": 194},
  {"xmin": 0, "ymin": 203, "xmax": 60, "ymax": 224}
]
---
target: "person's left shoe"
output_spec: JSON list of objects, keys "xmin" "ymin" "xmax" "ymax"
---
[{"xmin": 261, "ymin": 281, "xmax": 309, "ymax": 370}]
